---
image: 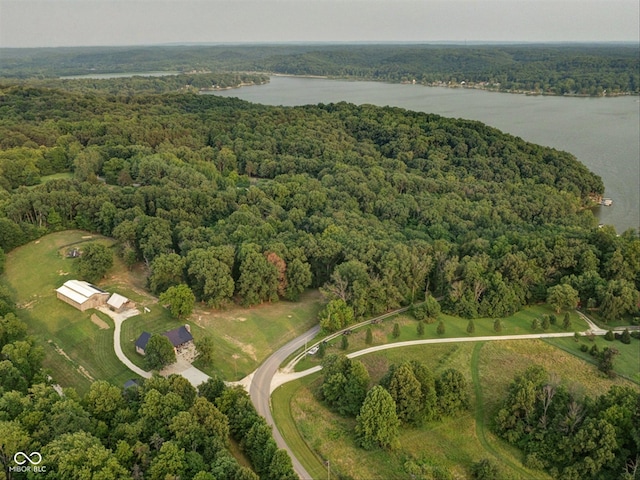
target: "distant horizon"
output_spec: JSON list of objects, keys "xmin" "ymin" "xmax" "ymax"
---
[
  {"xmin": 2, "ymin": 40, "xmax": 639, "ymax": 51},
  {"xmin": 2, "ymin": 1, "xmax": 638, "ymax": 48}
]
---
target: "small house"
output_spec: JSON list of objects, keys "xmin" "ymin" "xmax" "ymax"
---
[
  {"xmin": 135, "ymin": 325, "xmax": 193, "ymax": 355},
  {"xmin": 56, "ymin": 280, "xmax": 109, "ymax": 311}
]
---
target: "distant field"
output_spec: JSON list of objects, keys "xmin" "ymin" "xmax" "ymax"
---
[
  {"xmin": 295, "ymin": 305, "xmax": 586, "ymax": 371},
  {"xmin": 274, "ymin": 339, "xmax": 638, "ymax": 480},
  {"xmin": 1, "ymin": 230, "xmax": 136, "ymax": 395}
]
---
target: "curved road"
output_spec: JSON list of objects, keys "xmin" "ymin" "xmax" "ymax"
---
[
  {"xmin": 252, "ymin": 311, "xmax": 615, "ymax": 479},
  {"xmin": 249, "ymin": 325, "xmax": 320, "ymax": 480}
]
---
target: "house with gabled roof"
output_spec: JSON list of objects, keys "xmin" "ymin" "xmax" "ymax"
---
[{"xmin": 135, "ymin": 325, "xmax": 193, "ymax": 355}]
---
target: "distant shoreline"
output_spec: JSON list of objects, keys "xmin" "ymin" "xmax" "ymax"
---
[{"xmin": 220, "ymin": 72, "xmax": 637, "ymax": 98}]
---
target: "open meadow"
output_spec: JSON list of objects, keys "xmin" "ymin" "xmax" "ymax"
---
[
  {"xmin": 1, "ymin": 230, "xmax": 136, "ymax": 395},
  {"xmin": 274, "ymin": 337, "xmax": 639, "ymax": 479},
  {"xmin": 1, "ymin": 230, "xmax": 324, "ymax": 394}
]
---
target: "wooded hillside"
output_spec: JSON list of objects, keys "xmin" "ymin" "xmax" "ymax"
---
[{"xmin": 0, "ymin": 78, "xmax": 638, "ymax": 323}]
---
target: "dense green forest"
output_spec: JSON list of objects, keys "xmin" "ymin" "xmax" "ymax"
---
[
  {"xmin": 1, "ymin": 43, "xmax": 638, "ymax": 95},
  {"xmin": 0, "ymin": 75, "xmax": 638, "ymax": 327},
  {"xmin": 495, "ymin": 365, "xmax": 639, "ymax": 479},
  {"xmin": 0, "ymin": 301, "xmax": 296, "ymax": 480}
]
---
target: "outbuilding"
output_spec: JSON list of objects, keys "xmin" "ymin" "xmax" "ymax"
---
[
  {"xmin": 56, "ymin": 280, "xmax": 109, "ymax": 311},
  {"xmin": 107, "ymin": 293, "xmax": 131, "ymax": 313}
]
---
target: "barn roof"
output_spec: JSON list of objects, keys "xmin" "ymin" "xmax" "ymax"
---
[{"xmin": 56, "ymin": 280, "xmax": 106, "ymax": 304}]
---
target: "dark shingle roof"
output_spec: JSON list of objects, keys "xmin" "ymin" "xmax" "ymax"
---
[
  {"xmin": 135, "ymin": 332, "xmax": 151, "ymax": 351},
  {"xmin": 163, "ymin": 326, "xmax": 193, "ymax": 347}
]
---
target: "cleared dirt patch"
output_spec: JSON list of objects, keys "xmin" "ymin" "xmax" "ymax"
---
[
  {"xmin": 91, "ymin": 314, "xmax": 110, "ymax": 330},
  {"xmin": 223, "ymin": 334, "xmax": 258, "ymax": 361}
]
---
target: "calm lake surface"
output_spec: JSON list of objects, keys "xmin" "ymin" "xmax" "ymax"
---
[{"xmin": 207, "ymin": 76, "xmax": 640, "ymax": 233}]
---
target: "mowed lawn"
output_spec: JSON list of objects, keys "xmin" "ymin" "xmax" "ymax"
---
[
  {"xmin": 3, "ymin": 230, "xmax": 325, "ymax": 389},
  {"xmin": 274, "ymin": 339, "xmax": 639, "ymax": 480},
  {"xmin": 1, "ymin": 230, "xmax": 137, "ymax": 395},
  {"xmin": 295, "ymin": 304, "xmax": 586, "ymax": 371}
]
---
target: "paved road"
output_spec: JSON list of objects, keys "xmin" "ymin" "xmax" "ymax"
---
[
  {"xmin": 249, "ymin": 325, "xmax": 320, "ymax": 480},
  {"xmin": 260, "ymin": 311, "xmax": 620, "ymax": 479}
]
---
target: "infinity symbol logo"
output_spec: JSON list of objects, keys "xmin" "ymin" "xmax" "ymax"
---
[{"xmin": 13, "ymin": 452, "xmax": 42, "ymax": 465}]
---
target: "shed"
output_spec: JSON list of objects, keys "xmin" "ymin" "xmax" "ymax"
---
[
  {"xmin": 56, "ymin": 280, "xmax": 109, "ymax": 311},
  {"xmin": 135, "ymin": 332, "xmax": 151, "ymax": 355},
  {"xmin": 107, "ymin": 293, "xmax": 130, "ymax": 313}
]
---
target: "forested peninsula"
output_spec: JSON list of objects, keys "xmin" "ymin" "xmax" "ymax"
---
[
  {"xmin": 1, "ymin": 43, "xmax": 638, "ymax": 96},
  {"xmin": 1, "ymin": 76, "xmax": 637, "ymax": 326}
]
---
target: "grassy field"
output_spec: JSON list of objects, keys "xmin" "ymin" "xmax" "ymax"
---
[
  {"xmin": 2, "ymin": 230, "xmax": 325, "ymax": 393},
  {"xmin": 295, "ymin": 305, "xmax": 586, "ymax": 371},
  {"xmin": 545, "ymin": 335, "xmax": 640, "ymax": 383},
  {"xmin": 1, "ymin": 230, "xmax": 137, "ymax": 395},
  {"xmin": 274, "ymin": 338, "xmax": 638, "ymax": 480}
]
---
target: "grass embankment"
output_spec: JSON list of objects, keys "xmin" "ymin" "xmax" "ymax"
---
[
  {"xmin": 274, "ymin": 339, "xmax": 638, "ymax": 479},
  {"xmin": 295, "ymin": 305, "xmax": 585, "ymax": 371},
  {"xmin": 1, "ymin": 230, "xmax": 136, "ymax": 395}
]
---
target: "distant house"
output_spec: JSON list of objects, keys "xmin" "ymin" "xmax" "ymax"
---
[
  {"xmin": 135, "ymin": 325, "xmax": 194, "ymax": 355},
  {"xmin": 56, "ymin": 280, "xmax": 109, "ymax": 311},
  {"xmin": 107, "ymin": 293, "xmax": 132, "ymax": 313}
]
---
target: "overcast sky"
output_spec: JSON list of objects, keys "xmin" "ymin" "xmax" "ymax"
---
[{"xmin": 1, "ymin": 0, "xmax": 638, "ymax": 48}]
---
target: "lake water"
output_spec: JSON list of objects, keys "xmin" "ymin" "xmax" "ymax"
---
[{"xmin": 206, "ymin": 76, "xmax": 640, "ymax": 234}]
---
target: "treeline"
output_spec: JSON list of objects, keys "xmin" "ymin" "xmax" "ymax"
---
[
  {"xmin": 0, "ymin": 82, "xmax": 638, "ymax": 322},
  {"xmin": 495, "ymin": 365, "xmax": 639, "ymax": 479},
  {"xmin": 319, "ymin": 355, "xmax": 468, "ymax": 449},
  {"xmin": 0, "ymin": 72, "xmax": 269, "ymax": 96},
  {"xmin": 1, "ymin": 44, "xmax": 638, "ymax": 95},
  {"xmin": 0, "ymin": 303, "xmax": 294, "ymax": 479}
]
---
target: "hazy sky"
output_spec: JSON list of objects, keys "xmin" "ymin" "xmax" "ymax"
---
[{"xmin": 1, "ymin": 0, "xmax": 638, "ymax": 48}]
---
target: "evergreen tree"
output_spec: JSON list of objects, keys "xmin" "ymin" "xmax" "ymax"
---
[
  {"xmin": 355, "ymin": 386, "xmax": 400, "ymax": 450},
  {"xmin": 493, "ymin": 319, "xmax": 502, "ymax": 333},
  {"xmin": 562, "ymin": 312, "xmax": 571, "ymax": 330},
  {"xmin": 392, "ymin": 323, "xmax": 401, "ymax": 338},
  {"xmin": 341, "ymin": 335, "xmax": 349, "ymax": 350},
  {"xmin": 620, "ymin": 328, "xmax": 631, "ymax": 344},
  {"xmin": 467, "ymin": 319, "xmax": 475, "ymax": 334},
  {"xmin": 541, "ymin": 315, "xmax": 550, "ymax": 330},
  {"xmin": 365, "ymin": 327, "xmax": 373, "ymax": 344},
  {"xmin": 531, "ymin": 318, "xmax": 540, "ymax": 331},
  {"xmin": 386, "ymin": 362, "xmax": 423, "ymax": 425},
  {"xmin": 437, "ymin": 321, "xmax": 445, "ymax": 335},
  {"xmin": 417, "ymin": 321, "xmax": 425, "ymax": 337}
]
